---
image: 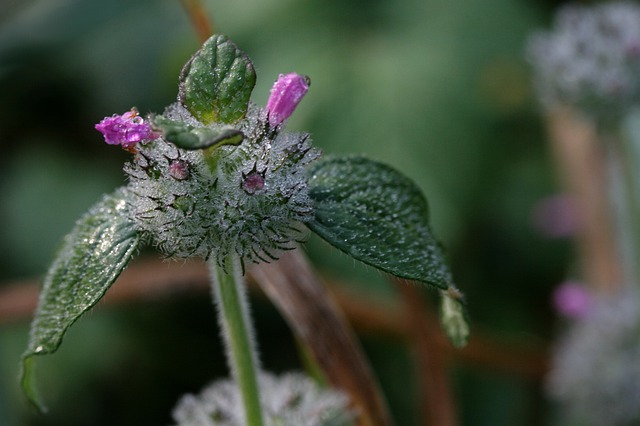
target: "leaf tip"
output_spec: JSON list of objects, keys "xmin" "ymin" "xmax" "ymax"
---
[
  {"xmin": 20, "ymin": 354, "xmax": 48, "ymax": 413},
  {"xmin": 440, "ymin": 287, "xmax": 470, "ymax": 348}
]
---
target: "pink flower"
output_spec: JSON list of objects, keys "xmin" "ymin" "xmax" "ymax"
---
[
  {"xmin": 95, "ymin": 109, "xmax": 158, "ymax": 148},
  {"xmin": 553, "ymin": 281, "xmax": 592, "ymax": 319},
  {"xmin": 266, "ymin": 73, "xmax": 310, "ymax": 126}
]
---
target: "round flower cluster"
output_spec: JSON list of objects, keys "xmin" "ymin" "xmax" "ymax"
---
[
  {"xmin": 95, "ymin": 72, "xmax": 318, "ymax": 267},
  {"xmin": 172, "ymin": 372, "xmax": 353, "ymax": 426},
  {"xmin": 527, "ymin": 1, "xmax": 640, "ymax": 119},
  {"xmin": 124, "ymin": 103, "xmax": 319, "ymax": 266},
  {"xmin": 547, "ymin": 289, "xmax": 640, "ymax": 425}
]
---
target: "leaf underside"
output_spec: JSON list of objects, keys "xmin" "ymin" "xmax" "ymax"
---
[
  {"xmin": 179, "ymin": 34, "xmax": 256, "ymax": 124},
  {"xmin": 306, "ymin": 155, "xmax": 452, "ymax": 289},
  {"xmin": 21, "ymin": 188, "xmax": 140, "ymax": 410},
  {"xmin": 150, "ymin": 115, "xmax": 243, "ymax": 150}
]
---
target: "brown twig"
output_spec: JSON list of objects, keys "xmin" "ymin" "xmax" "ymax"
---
[
  {"xmin": 545, "ymin": 107, "xmax": 621, "ymax": 292},
  {"xmin": 251, "ymin": 250, "xmax": 394, "ymax": 426},
  {"xmin": 326, "ymin": 280, "xmax": 548, "ymax": 380},
  {"xmin": 395, "ymin": 281, "xmax": 457, "ymax": 426},
  {"xmin": 0, "ymin": 258, "xmax": 548, "ymax": 380},
  {"xmin": 180, "ymin": 0, "xmax": 214, "ymax": 42}
]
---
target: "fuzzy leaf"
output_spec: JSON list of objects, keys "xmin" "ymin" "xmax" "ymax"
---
[
  {"xmin": 179, "ymin": 34, "xmax": 256, "ymax": 124},
  {"xmin": 150, "ymin": 115, "xmax": 243, "ymax": 150},
  {"xmin": 440, "ymin": 289, "xmax": 470, "ymax": 348},
  {"xmin": 21, "ymin": 188, "xmax": 140, "ymax": 410},
  {"xmin": 307, "ymin": 155, "xmax": 452, "ymax": 289}
]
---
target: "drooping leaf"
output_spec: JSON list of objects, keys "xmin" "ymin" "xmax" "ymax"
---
[
  {"xmin": 179, "ymin": 34, "xmax": 256, "ymax": 124},
  {"xmin": 150, "ymin": 115, "xmax": 243, "ymax": 150},
  {"xmin": 440, "ymin": 289, "xmax": 470, "ymax": 348},
  {"xmin": 21, "ymin": 188, "xmax": 140, "ymax": 410},
  {"xmin": 306, "ymin": 155, "xmax": 452, "ymax": 289}
]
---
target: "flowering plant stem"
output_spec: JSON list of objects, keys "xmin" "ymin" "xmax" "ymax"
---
[
  {"xmin": 546, "ymin": 109, "xmax": 622, "ymax": 292},
  {"xmin": 209, "ymin": 256, "xmax": 264, "ymax": 426}
]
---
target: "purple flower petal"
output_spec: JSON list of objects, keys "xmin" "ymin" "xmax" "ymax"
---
[
  {"xmin": 266, "ymin": 73, "xmax": 310, "ymax": 126},
  {"xmin": 95, "ymin": 109, "xmax": 158, "ymax": 148}
]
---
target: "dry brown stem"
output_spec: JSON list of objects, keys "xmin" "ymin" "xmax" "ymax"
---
[
  {"xmin": 546, "ymin": 107, "xmax": 621, "ymax": 292},
  {"xmin": 180, "ymin": 0, "xmax": 214, "ymax": 43},
  {"xmin": 251, "ymin": 250, "xmax": 393, "ymax": 426},
  {"xmin": 395, "ymin": 281, "xmax": 457, "ymax": 426}
]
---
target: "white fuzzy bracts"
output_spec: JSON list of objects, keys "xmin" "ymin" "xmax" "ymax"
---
[{"xmin": 125, "ymin": 104, "xmax": 320, "ymax": 266}]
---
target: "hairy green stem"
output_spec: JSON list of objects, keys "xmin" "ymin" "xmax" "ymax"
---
[{"xmin": 209, "ymin": 256, "xmax": 264, "ymax": 426}]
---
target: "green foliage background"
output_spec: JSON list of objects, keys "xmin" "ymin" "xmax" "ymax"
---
[{"xmin": 0, "ymin": 0, "xmax": 570, "ymax": 424}]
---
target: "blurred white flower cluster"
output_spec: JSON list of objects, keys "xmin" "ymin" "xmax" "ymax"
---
[
  {"xmin": 172, "ymin": 372, "xmax": 353, "ymax": 426},
  {"xmin": 527, "ymin": 1, "xmax": 640, "ymax": 119},
  {"xmin": 548, "ymin": 289, "xmax": 640, "ymax": 425}
]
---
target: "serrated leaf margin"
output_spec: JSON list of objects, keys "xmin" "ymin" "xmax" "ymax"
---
[{"xmin": 306, "ymin": 155, "xmax": 453, "ymax": 289}]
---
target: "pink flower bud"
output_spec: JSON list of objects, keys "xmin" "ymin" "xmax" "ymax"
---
[
  {"xmin": 95, "ymin": 109, "xmax": 158, "ymax": 148},
  {"xmin": 242, "ymin": 171, "xmax": 266, "ymax": 194},
  {"xmin": 266, "ymin": 73, "xmax": 310, "ymax": 126},
  {"xmin": 169, "ymin": 160, "xmax": 190, "ymax": 180}
]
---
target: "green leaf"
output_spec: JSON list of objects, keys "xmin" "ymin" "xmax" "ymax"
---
[
  {"xmin": 440, "ymin": 289, "xmax": 470, "ymax": 348},
  {"xmin": 150, "ymin": 115, "xmax": 243, "ymax": 150},
  {"xmin": 179, "ymin": 34, "xmax": 256, "ymax": 124},
  {"xmin": 21, "ymin": 188, "xmax": 140, "ymax": 411},
  {"xmin": 306, "ymin": 155, "xmax": 452, "ymax": 289}
]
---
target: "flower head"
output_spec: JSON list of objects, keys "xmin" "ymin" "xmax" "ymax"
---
[
  {"xmin": 95, "ymin": 109, "xmax": 158, "ymax": 148},
  {"xmin": 548, "ymin": 289, "xmax": 640, "ymax": 425},
  {"xmin": 125, "ymin": 103, "xmax": 320, "ymax": 265},
  {"xmin": 527, "ymin": 1, "xmax": 640, "ymax": 118},
  {"xmin": 172, "ymin": 372, "xmax": 353, "ymax": 426},
  {"xmin": 266, "ymin": 73, "xmax": 310, "ymax": 126}
]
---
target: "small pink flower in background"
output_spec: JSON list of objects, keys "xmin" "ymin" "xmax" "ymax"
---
[
  {"xmin": 95, "ymin": 108, "xmax": 158, "ymax": 148},
  {"xmin": 531, "ymin": 194, "xmax": 581, "ymax": 238},
  {"xmin": 266, "ymin": 73, "xmax": 310, "ymax": 126},
  {"xmin": 553, "ymin": 281, "xmax": 592, "ymax": 319}
]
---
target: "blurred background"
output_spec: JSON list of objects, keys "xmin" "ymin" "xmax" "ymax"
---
[{"xmin": 0, "ymin": 0, "xmax": 575, "ymax": 424}]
